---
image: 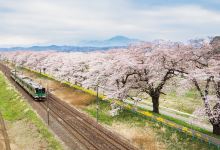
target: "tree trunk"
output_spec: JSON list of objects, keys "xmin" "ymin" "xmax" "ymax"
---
[
  {"xmin": 213, "ymin": 124, "xmax": 220, "ymax": 135},
  {"xmin": 152, "ymin": 94, "xmax": 160, "ymax": 114}
]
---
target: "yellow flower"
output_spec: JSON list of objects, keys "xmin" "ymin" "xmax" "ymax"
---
[
  {"xmin": 195, "ymin": 133, "xmax": 201, "ymax": 138},
  {"xmin": 182, "ymin": 127, "xmax": 188, "ymax": 132},
  {"xmin": 143, "ymin": 111, "xmax": 153, "ymax": 117},
  {"xmin": 167, "ymin": 122, "xmax": 176, "ymax": 127},
  {"xmin": 182, "ymin": 127, "xmax": 192, "ymax": 135},
  {"xmin": 156, "ymin": 117, "xmax": 165, "ymax": 123},
  {"xmin": 125, "ymin": 105, "xmax": 132, "ymax": 109},
  {"xmin": 205, "ymin": 137, "xmax": 209, "ymax": 142}
]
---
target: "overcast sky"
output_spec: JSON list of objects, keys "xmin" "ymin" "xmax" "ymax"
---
[{"xmin": 0, "ymin": 0, "xmax": 220, "ymax": 47}]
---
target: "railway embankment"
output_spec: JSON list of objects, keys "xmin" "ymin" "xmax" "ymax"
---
[{"xmin": 0, "ymin": 71, "xmax": 63, "ymax": 150}]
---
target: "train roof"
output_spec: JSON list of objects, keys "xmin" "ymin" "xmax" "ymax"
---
[
  {"xmin": 22, "ymin": 76, "xmax": 44, "ymax": 89},
  {"xmin": 12, "ymin": 71, "xmax": 44, "ymax": 89}
]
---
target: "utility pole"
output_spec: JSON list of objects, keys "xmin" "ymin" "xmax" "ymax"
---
[
  {"xmin": 96, "ymin": 85, "xmax": 99, "ymax": 123},
  {"xmin": 47, "ymin": 81, "xmax": 50, "ymax": 126},
  {"xmin": 15, "ymin": 63, "xmax": 17, "ymax": 76}
]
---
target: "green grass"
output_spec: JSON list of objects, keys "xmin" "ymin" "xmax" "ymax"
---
[
  {"xmin": 157, "ymin": 113, "xmax": 220, "ymax": 139},
  {"xmin": 184, "ymin": 88, "xmax": 200, "ymax": 99},
  {"xmin": 133, "ymin": 104, "xmax": 220, "ymax": 140},
  {"xmin": 159, "ymin": 89, "xmax": 203, "ymax": 114},
  {"xmin": 0, "ymin": 72, "xmax": 63, "ymax": 150},
  {"xmin": 84, "ymin": 100, "xmax": 146, "ymax": 127},
  {"xmin": 84, "ymin": 100, "xmax": 218, "ymax": 150}
]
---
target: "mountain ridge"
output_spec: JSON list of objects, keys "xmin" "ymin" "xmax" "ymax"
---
[
  {"xmin": 0, "ymin": 36, "xmax": 215, "ymax": 52},
  {"xmin": 79, "ymin": 35, "xmax": 141, "ymax": 47}
]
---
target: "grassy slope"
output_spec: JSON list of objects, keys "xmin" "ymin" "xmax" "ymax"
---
[
  {"xmin": 0, "ymin": 72, "xmax": 63, "ymax": 150},
  {"xmin": 84, "ymin": 100, "xmax": 218, "ymax": 150}
]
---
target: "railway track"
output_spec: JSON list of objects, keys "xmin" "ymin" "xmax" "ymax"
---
[
  {"xmin": 0, "ymin": 62, "xmax": 137, "ymax": 150},
  {"xmin": 0, "ymin": 112, "xmax": 10, "ymax": 150},
  {"xmin": 45, "ymin": 94, "xmax": 134, "ymax": 149},
  {"xmin": 38, "ymin": 100, "xmax": 98, "ymax": 150}
]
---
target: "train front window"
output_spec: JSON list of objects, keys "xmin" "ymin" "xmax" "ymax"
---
[
  {"xmin": 35, "ymin": 88, "xmax": 45, "ymax": 96},
  {"xmin": 35, "ymin": 88, "xmax": 39, "ymax": 93},
  {"xmin": 42, "ymin": 88, "xmax": 45, "ymax": 94}
]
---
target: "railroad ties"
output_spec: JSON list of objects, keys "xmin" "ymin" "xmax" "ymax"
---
[
  {"xmin": 38, "ymin": 93, "xmax": 137, "ymax": 150},
  {"xmin": 0, "ymin": 112, "xmax": 11, "ymax": 150}
]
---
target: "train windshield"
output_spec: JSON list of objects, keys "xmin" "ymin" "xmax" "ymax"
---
[
  {"xmin": 35, "ymin": 88, "xmax": 39, "ymax": 93},
  {"xmin": 42, "ymin": 88, "xmax": 45, "ymax": 94},
  {"xmin": 35, "ymin": 88, "xmax": 45, "ymax": 94}
]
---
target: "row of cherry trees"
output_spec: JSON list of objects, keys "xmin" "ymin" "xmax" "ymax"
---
[{"xmin": 0, "ymin": 39, "xmax": 219, "ymax": 134}]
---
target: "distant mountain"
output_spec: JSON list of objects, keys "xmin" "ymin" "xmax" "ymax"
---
[
  {"xmin": 0, "ymin": 36, "xmax": 140, "ymax": 52},
  {"xmin": 0, "ymin": 36, "xmax": 215, "ymax": 52},
  {"xmin": 0, "ymin": 45, "xmax": 126, "ymax": 52},
  {"xmin": 79, "ymin": 35, "xmax": 141, "ymax": 47}
]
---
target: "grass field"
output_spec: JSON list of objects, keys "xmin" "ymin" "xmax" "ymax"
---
[
  {"xmin": 140, "ymin": 87, "xmax": 203, "ymax": 114},
  {"xmin": 84, "ymin": 100, "xmax": 218, "ymax": 150},
  {"xmin": 0, "ymin": 71, "xmax": 63, "ymax": 150},
  {"xmin": 160, "ymin": 88, "xmax": 203, "ymax": 114}
]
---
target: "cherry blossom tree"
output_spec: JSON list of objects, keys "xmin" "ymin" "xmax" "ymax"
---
[
  {"xmin": 186, "ymin": 38, "xmax": 220, "ymax": 135},
  {"xmin": 106, "ymin": 44, "xmax": 190, "ymax": 114}
]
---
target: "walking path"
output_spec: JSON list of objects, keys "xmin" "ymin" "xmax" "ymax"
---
[
  {"xmin": 124, "ymin": 99, "xmax": 213, "ymax": 131},
  {"xmin": 0, "ymin": 112, "xmax": 10, "ymax": 150}
]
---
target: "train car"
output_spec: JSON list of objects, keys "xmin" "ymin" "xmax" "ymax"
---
[{"xmin": 11, "ymin": 70, "xmax": 46, "ymax": 100}]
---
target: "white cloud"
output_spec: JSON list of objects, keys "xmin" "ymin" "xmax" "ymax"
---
[
  {"xmin": 0, "ymin": 35, "xmax": 46, "ymax": 47},
  {"xmin": 0, "ymin": 0, "xmax": 220, "ymax": 46}
]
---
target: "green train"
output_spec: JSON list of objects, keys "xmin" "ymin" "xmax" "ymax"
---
[{"xmin": 11, "ymin": 70, "xmax": 46, "ymax": 100}]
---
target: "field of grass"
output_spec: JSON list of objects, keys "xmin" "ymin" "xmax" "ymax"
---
[
  {"xmin": 83, "ymin": 100, "xmax": 218, "ymax": 150},
  {"xmin": 135, "ymin": 76, "xmax": 203, "ymax": 114},
  {"xmin": 0, "ymin": 71, "xmax": 63, "ymax": 150},
  {"xmin": 140, "ymin": 88, "xmax": 203, "ymax": 114}
]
